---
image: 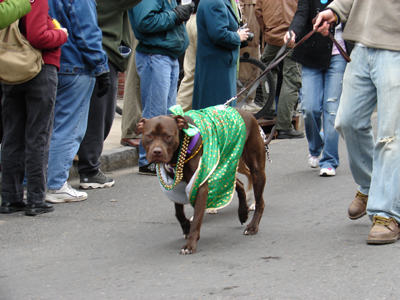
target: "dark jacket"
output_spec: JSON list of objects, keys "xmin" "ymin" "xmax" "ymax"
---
[
  {"xmin": 130, "ymin": 0, "xmax": 189, "ymax": 60},
  {"xmin": 192, "ymin": 0, "xmax": 241, "ymax": 110},
  {"xmin": 289, "ymin": 0, "xmax": 353, "ymax": 69}
]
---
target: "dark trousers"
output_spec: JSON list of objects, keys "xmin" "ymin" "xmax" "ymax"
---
[
  {"xmin": 0, "ymin": 86, "xmax": 3, "ymax": 143},
  {"xmin": 1, "ymin": 65, "xmax": 57, "ymax": 204},
  {"xmin": 77, "ymin": 61, "xmax": 118, "ymax": 174}
]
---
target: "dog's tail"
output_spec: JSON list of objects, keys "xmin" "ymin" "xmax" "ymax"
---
[{"xmin": 264, "ymin": 125, "xmax": 276, "ymax": 147}]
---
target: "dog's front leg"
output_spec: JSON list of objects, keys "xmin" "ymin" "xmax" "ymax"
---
[
  {"xmin": 180, "ymin": 182, "xmax": 208, "ymax": 255},
  {"xmin": 174, "ymin": 203, "xmax": 191, "ymax": 239}
]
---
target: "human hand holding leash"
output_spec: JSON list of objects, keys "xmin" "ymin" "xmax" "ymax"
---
[
  {"xmin": 313, "ymin": 10, "xmax": 336, "ymax": 36},
  {"xmin": 284, "ymin": 30, "xmax": 296, "ymax": 47}
]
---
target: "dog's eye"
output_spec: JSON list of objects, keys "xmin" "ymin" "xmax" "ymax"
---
[
  {"xmin": 146, "ymin": 134, "xmax": 153, "ymax": 140},
  {"xmin": 164, "ymin": 135, "xmax": 172, "ymax": 141}
]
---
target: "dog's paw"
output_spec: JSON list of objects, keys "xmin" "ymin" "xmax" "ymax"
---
[
  {"xmin": 180, "ymin": 246, "xmax": 196, "ymax": 255},
  {"xmin": 248, "ymin": 203, "xmax": 255, "ymax": 211},
  {"xmin": 206, "ymin": 209, "xmax": 218, "ymax": 214},
  {"xmin": 244, "ymin": 224, "xmax": 259, "ymax": 235},
  {"xmin": 180, "ymin": 248, "xmax": 193, "ymax": 255}
]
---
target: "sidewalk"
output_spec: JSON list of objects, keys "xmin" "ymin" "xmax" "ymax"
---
[{"xmin": 69, "ymin": 113, "xmax": 139, "ymax": 178}]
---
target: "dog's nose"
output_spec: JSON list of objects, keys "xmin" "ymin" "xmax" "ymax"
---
[{"xmin": 152, "ymin": 147, "xmax": 163, "ymax": 157}]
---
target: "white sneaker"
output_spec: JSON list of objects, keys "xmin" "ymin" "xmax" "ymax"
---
[
  {"xmin": 46, "ymin": 182, "xmax": 88, "ymax": 203},
  {"xmin": 242, "ymin": 101, "xmax": 261, "ymax": 114},
  {"xmin": 320, "ymin": 167, "xmax": 336, "ymax": 176},
  {"xmin": 308, "ymin": 154, "xmax": 320, "ymax": 168}
]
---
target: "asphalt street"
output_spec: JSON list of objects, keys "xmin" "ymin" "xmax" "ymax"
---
[{"xmin": 1, "ymin": 114, "xmax": 399, "ymax": 299}]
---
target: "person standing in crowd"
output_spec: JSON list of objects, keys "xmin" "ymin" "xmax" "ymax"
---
[
  {"xmin": 77, "ymin": 0, "xmax": 142, "ymax": 190},
  {"xmin": 192, "ymin": 0, "xmax": 249, "ymax": 110},
  {"xmin": 285, "ymin": 0, "xmax": 352, "ymax": 176},
  {"xmin": 238, "ymin": 0, "xmax": 264, "ymax": 113},
  {"xmin": 130, "ymin": 0, "xmax": 193, "ymax": 175},
  {"xmin": 176, "ymin": 0, "xmax": 200, "ymax": 112},
  {"xmin": 315, "ymin": 0, "xmax": 400, "ymax": 244},
  {"xmin": 120, "ymin": 25, "xmax": 142, "ymax": 148},
  {"xmin": 45, "ymin": 0, "xmax": 110, "ymax": 203},
  {"xmin": 0, "ymin": 0, "xmax": 68, "ymax": 216},
  {"xmin": 255, "ymin": 0, "xmax": 304, "ymax": 139},
  {"xmin": 0, "ymin": 0, "xmax": 32, "ymax": 157}
]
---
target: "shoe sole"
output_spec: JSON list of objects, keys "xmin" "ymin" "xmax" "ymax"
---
[
  {"xmin": 366, "ymin": 235, "xmax": 400, "ymax": 245},
  {"xmin": 0, "ymin": 207, "xmax": 26, "ymax": 214},
  {"xmin": 138, "ymin": 171, "xmax": 157, "ymax": 176},
  {"xmin": 79, "ymin": 181, "xmax": 115, "ymax": 190},
  {"xmin": 25, "ymin": 207, "xmax": 54, "ymax": 216},
  {"xmin": 277, "ymin": 135, "xmax": 304, "ymax": 139},
  {"xmin": 348, "ymin": 211, "xmax": 367, "ymax": 220},
  {"xmin": 121, "ymin": 141, "xmax": 139, "ymax": 147},
  {"xmin": 319, "ymin": 172, "xmax": 335, "ymax": 177},
  {"xmin": 45, "ymin": 195, "xmax": 88, "ymax": 203}
]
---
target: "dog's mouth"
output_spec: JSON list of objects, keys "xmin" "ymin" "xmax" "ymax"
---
[{"xmin": 146, "ymin": 152, "xmax": 172, "ymax": 164}]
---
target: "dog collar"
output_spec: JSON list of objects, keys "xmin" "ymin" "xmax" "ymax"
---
[{"xmin": 187, "ymin": 132, "xmax": 200, "ymax": 154}]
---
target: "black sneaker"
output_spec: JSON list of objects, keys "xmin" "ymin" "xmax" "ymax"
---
[
  {"xmin": 25, "ymin": 202, "xmax": 54, "ymax": 216},
  {"xmin": 79, "ymin": 170, "xmax": 115, "ymax": 189},
  {"xmin": 138, "ymin": 163, "xmax": 157, "ymax": 176}
]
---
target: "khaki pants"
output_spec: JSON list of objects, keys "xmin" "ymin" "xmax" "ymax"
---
[
  {"xmin": 176, "ymin": 14, "xmax": 197, "ymax": 112},
  {"xmin": 121, "ymin": 26, "xmax": 142, "ymax": 139},
  {"xmin": 261, "ymin": 44, "xmax": 301, "ymax": 131}
]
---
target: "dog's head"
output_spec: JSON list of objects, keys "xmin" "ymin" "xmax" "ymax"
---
[{"xmin": 135, "ymin": 115, "xmax": 189, "ymax": 164}]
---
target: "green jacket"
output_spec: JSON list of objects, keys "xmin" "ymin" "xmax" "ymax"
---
[
  {"xmin": 0, "ymin": 0, "xmax": 31, "ymax": 30},
  {"xmin": 96, "ymin": 0, "xmax": 142, "ymax": 72}
]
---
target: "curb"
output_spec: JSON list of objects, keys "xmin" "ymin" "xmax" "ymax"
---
[{"xmin": 69, "ymin": 146, "xmax": 139, "ymax": 179}]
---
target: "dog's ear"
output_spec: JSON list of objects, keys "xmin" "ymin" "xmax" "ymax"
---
[
  {"xmin": 135, "ymin": 118, "xmax": 147, "ymax": 134},
  {"xmin": 173, "ymin": 115, "xmax": 189, "ymax": 131}
]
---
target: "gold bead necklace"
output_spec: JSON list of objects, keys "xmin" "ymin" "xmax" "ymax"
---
[{"xmin": 157, "ymin": 133, "xmax": 190, "ymax": 190}]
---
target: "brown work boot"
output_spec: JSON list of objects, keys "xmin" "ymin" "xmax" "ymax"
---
[
  {"xmin": 348, "ymin": 191, "xmax": 368, "ymax": 220},
  {"xmin": 367, "ymin": 216, "xmax": 400, "ymax": 245}
]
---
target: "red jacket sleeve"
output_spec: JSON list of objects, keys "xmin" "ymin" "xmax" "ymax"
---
[{"xmin": 20, "ymin": 0, "xmax": 67, "ymax": 50}]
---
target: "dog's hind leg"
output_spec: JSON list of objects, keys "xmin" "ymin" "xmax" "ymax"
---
[
  {"xmin": 238, "ymin": 158, "xmax": 255, "ymax": 210},
  {"xmin": 175, "ymin": 203, "xmax": 191, "ymax": 239},
  {"xmin": 241, "ymin": 124, "xmax": 266, "ymax": 235},
  {"xmin": 236, "ymin": 178, "xmax": 249, "ymax": 224}
]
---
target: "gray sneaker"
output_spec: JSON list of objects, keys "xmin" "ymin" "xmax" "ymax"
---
[{"xmin": 79, "ymin": 170, "xmax": 115, "ymax": 189}]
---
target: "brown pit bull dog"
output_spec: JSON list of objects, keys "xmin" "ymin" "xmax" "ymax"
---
[{"xmin": 135, "ymin": 106, "xmax": 266, "ymax": 255}]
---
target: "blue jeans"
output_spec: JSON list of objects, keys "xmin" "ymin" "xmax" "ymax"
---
[
  {"xmin": 136, "ymin": 51, "xmax": 178, "ymax": 167},
  {"xmin": 301, "ymin": 55, "xmax": 347, "ymax": 169},
  {"xmin": 47, "ymin": 74, "xmax": 95, "ymax": 189},
  {"xmin": 335, "ymin": 45, "xmax": 400, "ymax": 223}
]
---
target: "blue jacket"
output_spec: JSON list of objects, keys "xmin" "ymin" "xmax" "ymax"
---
[
  {"xmin": 129, "ymin": 0, "xmax": 189, "ymax": 59},
  {"xmin": 48, "ymin": 0, "xmax": 109, "ymax": 76}
]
